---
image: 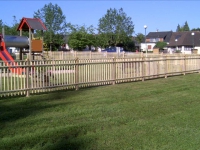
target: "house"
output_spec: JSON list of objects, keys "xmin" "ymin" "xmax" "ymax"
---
[
  {"xmin": 141, "ymin": 31, "xmax": 172, "ymax": 52},
  {"xmin": 167, "ymin": 31, "xmax": 200, "ymax": 54}
]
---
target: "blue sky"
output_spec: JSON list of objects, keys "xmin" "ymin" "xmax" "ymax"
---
[{"xmin": 1, "ymin": 1, "xmax": 200, "ymax": 35}]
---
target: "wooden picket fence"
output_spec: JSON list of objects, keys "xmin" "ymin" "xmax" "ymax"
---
[
  {"xmin": 0, "ymin": 54, "xmax": 200, "ymax": 97},
  {"xmin": 33, "ymin": 51, "xmax": 154, "ymax": 60}
]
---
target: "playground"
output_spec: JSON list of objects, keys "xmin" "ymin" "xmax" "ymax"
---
[
  {"xmin": 0, "ymin": 17, "xmax": 62, "ymax": 92},
  {"xmin": 1, "ymin": 17, "xmax": 200, "ymax": 98}
]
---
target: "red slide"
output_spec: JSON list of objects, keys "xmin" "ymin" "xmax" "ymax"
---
[{"xmin": 0, "ymin": 41, "xmax": 24, "ymax": 74}]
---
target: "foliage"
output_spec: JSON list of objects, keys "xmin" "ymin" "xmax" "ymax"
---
[
  {"xmin": 183, "ymin": 21, "xmax": 190, "ymax": 31},
  {"xmin": 1, "ymin": 74, "xmax": 200, "ymax": 149},
  {"xmin": 0, "ymin": 19, "xmax": 3, "ymax": 28},
  {"xmin": 95, "ymin": 33, "xmax": 110, "ymax": 49},
  {"xmin": 155, "ymin": 41, "xmax": 167, "ymax": 50},
  {"xmin": 191, "ymin": 28, "xmax": 200, "ymax": 31},
  {"xmin": 176, "ymin": 21, "xmax": 190, "ymax": 32},
  {"xmin": 123, "ymin": 36, "xmax": 135, "ymax": 51},
  {"xmin": 0, "ymin": 6, "xmax": 136, "ymax": 51},
  {"xmin": 68, "ymin": 25, "xmax": 96, "ymax": 50},
  {"xmin": 135, "ymin": 33, "xmax": 144, "ymax": 44},
  {"xmin": 0, "ymin": 16, "xmax": 20, "ymax": 36},
  {"xmin": 68, "ymin": 31, "xmax": 88, "ymax": 50},
  {"xmin": 176, "ymin": 24, "xmax": 181, "ymax": 32},
  {"xmin": 34, "ymin": 3, "xmax": 67, "ymax": 51},
  {"xmin": 175, "ymin": 50, "xmax": 182, "ymax": 53},
  {"xmin": 98, "ymin": 8, "xmax": 134, "ymax": 48}
]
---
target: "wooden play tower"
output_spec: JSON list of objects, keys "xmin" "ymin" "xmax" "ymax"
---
[{"xmin": 17, "ymin": 17, "xmax": 47, "ymax": 60}]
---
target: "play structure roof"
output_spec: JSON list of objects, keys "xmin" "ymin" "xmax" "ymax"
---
[{"xmin": 17, "ymin": 17, "xmax": 47, "ymax": 31}]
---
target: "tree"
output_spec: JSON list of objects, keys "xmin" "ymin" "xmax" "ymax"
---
[
  {"xmin": 34, "ymin": 3, "xmax": 67, "ymax": 50},
  {"xmin": 68, "ymin": 25, "xmax": 96, "ymax": 50},
  {"xmin": 0, "ymin": 19, "xmax": 4, "ymax": 30},
  {"xmin": 0, "ymin": 16, "xmax": 20, "ymax": 36},
  {"xmin": 155, "ymin": 41, "xmax": 167, "ymax": 51},
  {"xmin": 183, "ymin": 21, "xmax": 190, "ymax": 31},
  {"xmin": 176, "ymin": 24, "xmax": 181, "ymax": 32},
  {"xmin": 8, "ymin": 16, "xmax": 19, "ymax": 35},
  {"xmin": 176, "ymin": 21, "xmax": 190, "ymax": 32},
  {"xmin": 98, "ymin": 8, "xmax": 134, "ymax": 48},
  {"xmin": 191, "ymin": 28, "xmax": 200, "ymax": 31},
  {"xmin": 123, "ymin": 36, "xmax": 135, "ymax": 51},
  {"xmin": 95, "ymin": 33, "xmax": 110, "ymax": 49},
  {"xmin": 135, "ymin": 33, "xmax": 144, "ymax": 44}
]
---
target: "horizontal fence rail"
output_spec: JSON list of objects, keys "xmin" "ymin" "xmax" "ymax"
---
[
  {"xmin": 34, "ymin": 51, "xmax": 162, "ymax": 60},
  {"xmin": 1, "ymin": 55, "xmax": 200, "ymax": 97}
]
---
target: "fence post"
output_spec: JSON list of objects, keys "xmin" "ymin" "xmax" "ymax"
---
[
  {"xmin": 165, "ymin": 55, "xmax": 168, "ymax": 78},
  {"xmin": 141, "ymin": 52, "xmax": 143, "ymax": 58},
  {"xmin": 112, "ymin": 57, "xmax": 116, "ymax": 85},
  {"xmin": 75, "ymin": 58, "xmax": 79, "ymax": 90},
  {"xmin": 49, "ymin": 51, "xmax": 52, "ymax": 59},
  {"xmin": 90, "ymin": 51, "xmax": 92, "ymax": 59},
  {"xmin": 183, "ymin": 55, "xmax": 186, "ymax": 75},
  {"xmin": 26, "ymin": 59, "xmax": 30, "ymax": 97},
  {"xmin": 75, "ymin": 51, "xmax": 77, "ymax": 58},
  {"xmin": 61, "ymin": 51, "xmax": 63, "ymax": 60},
  {"xmin": 142, "ymin": 56, "xmax": 145, "ymax": 81}
]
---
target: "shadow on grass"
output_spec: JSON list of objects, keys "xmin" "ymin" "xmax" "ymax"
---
[
  {"xmin": 1, "ymin": 125, "xmax": 95, "ymax": 150},
  {"xmin": 0, "ymin": 89, "xmax": 89, "ymax": 128},
  {"xmin": 0, "ymin": 90, "xmax": 96, "ymax": 149},
  {"xmin": 39, "ymin": 127, "xmax": 95, "ymax": 150}
]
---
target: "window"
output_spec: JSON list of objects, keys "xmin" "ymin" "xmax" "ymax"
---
[
  {"xmin": 150, "ymin": 38, "xmax": 156, "ymax": 42},
  {"xmin": 184, "ymin": 46, "xmax": 192, "ymax": 51},
  {"xmin": 156, "ymin": 38, "xmax": 160, "ymax": 42},
  {"xmin": 150, "ymin": 38, "xmax": 160, "ymax": 42}
]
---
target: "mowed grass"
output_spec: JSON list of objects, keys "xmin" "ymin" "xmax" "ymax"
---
[{"xmin": 1, "ymin": 74, "xmax": 200, "ymax": 150}]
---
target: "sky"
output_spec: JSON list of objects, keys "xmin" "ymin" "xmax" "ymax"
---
[{"xmin": 1, "ymin": 0, "xmax": 200, "ymax": 35}]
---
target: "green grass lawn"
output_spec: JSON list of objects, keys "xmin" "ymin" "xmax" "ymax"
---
[{"xmin": 1, "ymin": 73, "xmax": 200, "ymax": 150}]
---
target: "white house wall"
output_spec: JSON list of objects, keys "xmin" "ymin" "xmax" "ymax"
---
[
  {"xmin": 140, "ymin": 43, "xmax": 156, "ymax": 52},
  {"xmin": 167, "ymin": 46, "xmax": 200, "ymax": 54},
  {"xmin": 195, "ymin": 47, "xmax": 200, "ymax": 54}
]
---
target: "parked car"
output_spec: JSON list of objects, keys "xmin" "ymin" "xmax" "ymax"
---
[{"xmin": 102, "ymin": 47, "xmax": 124, "ymax": 52}]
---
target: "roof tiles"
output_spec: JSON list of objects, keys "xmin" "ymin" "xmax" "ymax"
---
[{"xmin": 17, "ymin": 17, "xmax": 47, "ymax": 31}]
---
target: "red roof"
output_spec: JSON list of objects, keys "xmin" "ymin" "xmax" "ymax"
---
[{"xmin": 17, "ymin": 17, "xmax": 47, "ymax": 31}]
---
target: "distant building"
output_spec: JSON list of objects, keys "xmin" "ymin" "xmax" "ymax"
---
[
  {"xmin": 141, "ymin": 31, "xmax": 172, "ymax": 52},
  {"xmin": 167, "ymin": 31, "xmax": 200, "ymax": 54}
]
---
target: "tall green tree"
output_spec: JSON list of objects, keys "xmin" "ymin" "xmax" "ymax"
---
[
  {"xmin": 176, "ymin": 24, "xmax": 181, "ymax": 32},
  {"xmin": 183, "ymin": 21, "xmax": 190, "ymax": 31},
  {"xmin": 0, "ymin": 19, "xmax": 4, "ymax": 30},
  {"xmin": 176, "ymin": 21, "xmax": 190, "ymax": 32},
  {"xmin": 34, "ymin": 3, "xmax": 67, "ymax": 51},
  {"xmin": 98, "ymin": 8, "xmax": 134, "ymax": 48}
]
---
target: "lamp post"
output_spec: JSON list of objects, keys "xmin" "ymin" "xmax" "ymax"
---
[
  {"xmin": 144, "ymin": 25, "xmax": 147, "ymax": 57},
  {"xmin": 191, "ymin": 32, "xmax": 195, "ymax": 52},
  {"xmin": 175, "ymin": 39, "xmax": 178, "ymax": 51}
]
